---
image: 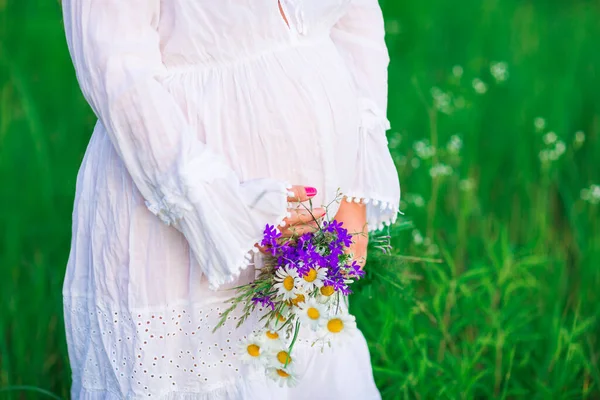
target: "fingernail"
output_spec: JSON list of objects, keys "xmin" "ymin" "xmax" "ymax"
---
[{"xmin": 305, "ymin": 186, "xmax": 317, "ymax": 197}]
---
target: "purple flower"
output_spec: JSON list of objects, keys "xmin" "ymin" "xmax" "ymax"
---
[
  {"xmin": 260, "ymin": 224, "xmax": 282, "ymax": 256},
  {"xmin": 323, "ymin": 220, "xmax": 353, "ymax": 248},
  {"xmin": 251, "ymin": 294, "xmax": 276, "ymax": 311},
  {"xmin": 347, "ymin": 260, "xmax": 365, "ymax": 278}
]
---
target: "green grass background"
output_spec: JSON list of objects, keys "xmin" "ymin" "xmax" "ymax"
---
[{"xmin": 1, "ymin": 0, "xmax": 599, "ymax": 399}]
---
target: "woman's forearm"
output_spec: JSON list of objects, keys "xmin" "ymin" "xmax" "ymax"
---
[{"xmin": 334, "ymin": 201, "xmax": 369, "ymax": 268}]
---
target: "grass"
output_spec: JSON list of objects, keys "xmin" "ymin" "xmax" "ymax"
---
[{"xmin": 1, "ymin": 0, "xmax": 599, "ymax": 399}]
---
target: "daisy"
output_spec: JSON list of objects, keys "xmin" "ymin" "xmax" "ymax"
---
[
  {"xmin": 273, "ymin": 266, "xmax": 300, "ymax": 300},
  {"xmin": 319, "ymin": 312, "xmax": 357, "ymax": 344},
  {"xmin": 317, "ymin": 284, "xmax": 336, "ymax": 304},
  {"xmin": 257, "ymin": 328, "xmax": 284, "ymax": 350},
  {"xmin": 238, "ymin": 334, "xmax": 268, "ymax": 367},
  {"xmin": 271, "ymin": 303, "xmax": 293, "ymax": 327},
  {"xmin": 267, "ymin": 347, "xmax": 294, "ymax": 369},
  {"xmin": 287, "ymin": 287, "xmax": 307, "ymax": 307},
  {"xmin": 297, "ymin": 298, "xmax": 327, "ymax": 331},
  {"xmin": 298, "ymin": 266, "xmax": 327, "ymax": 290},
  {"xmin": 268, "ymin": 367, "xmax": 298, "ymax": 388}
]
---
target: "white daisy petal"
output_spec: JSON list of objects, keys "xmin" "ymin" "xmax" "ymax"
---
[
  {"xmin": 267, "ymin": 367, "xmax": 298, "ymax": 388},
  {"xmin": 298, "ymin": 266, "xmax": 327, "ymax": 291},
  {"xmin": 318, "ymin": 312, "xmax": 357, "ymax": 344},
  {"xmin": 267, "ymin": 347, "xmax": 294, "ymax": 370},
  {"xmin": 273, "ymin": 266, "xmax": 300, "ymax": 301},
  {"xmin": 257, "ymin": 328, "xmax": 285, "ymax": 350},
  {"xmin": 297, "ymin": 298, "xmax": 327, "ymax": 331},
  {"xmin": 238, "ymin": 334, "xmax": 268, "ymax": 367}
]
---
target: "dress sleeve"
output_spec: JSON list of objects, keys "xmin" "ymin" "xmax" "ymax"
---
[
  {"xmin": 331, "ymin": 0, "xmax": 401, "ymax": 232},
  {"xmin": 62, "ymin": 0, "xmax": 289, "ymax": 289}
]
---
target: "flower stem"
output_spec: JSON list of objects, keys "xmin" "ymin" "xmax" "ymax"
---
[{"xmin": 286, "ymin": 319, "xmax": 301, "ymax": 368}]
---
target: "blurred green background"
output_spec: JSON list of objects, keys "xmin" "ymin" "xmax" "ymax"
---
[{"xmin": 1, "ymin": 0, "xmax": 599, "ymax": 399}]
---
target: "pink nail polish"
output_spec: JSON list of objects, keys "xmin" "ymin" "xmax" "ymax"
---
[{"xmin": 305, "ymin": 186, "xmax": 317, "ymax": 197}]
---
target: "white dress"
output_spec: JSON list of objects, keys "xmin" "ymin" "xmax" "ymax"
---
[{"xmin": 61, "ymin": 0, "xmax": 400, "ymax": 399}]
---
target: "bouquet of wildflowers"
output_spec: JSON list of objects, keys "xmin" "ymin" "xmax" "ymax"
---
[{"xmin": 214, "ymin": 200, "xmax": 383, "ymax": 387}]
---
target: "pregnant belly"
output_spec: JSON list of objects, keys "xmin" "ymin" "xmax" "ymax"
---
[{"xmin": 160, "ymin": 36, "xmax": 360, "ymax": 197}]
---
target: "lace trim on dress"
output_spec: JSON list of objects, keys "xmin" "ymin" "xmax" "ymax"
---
[{"xmin": 341, "ymin": 194, "xmax": 399, "ymax": 232}]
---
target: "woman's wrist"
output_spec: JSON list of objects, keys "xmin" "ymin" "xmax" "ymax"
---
[{"xmin": 334, "ymin": 200, "xmax": 369, "ymax": 267}]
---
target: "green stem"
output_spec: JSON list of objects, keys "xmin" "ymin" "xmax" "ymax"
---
[{"xmin": 285, "ymin": 319, "xmax": 301, "ymax": 368}]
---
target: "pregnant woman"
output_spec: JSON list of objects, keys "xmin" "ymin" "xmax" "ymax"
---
[{"xmin": 61, "ymin": 0, "xmax": 400, "ymax": 398}]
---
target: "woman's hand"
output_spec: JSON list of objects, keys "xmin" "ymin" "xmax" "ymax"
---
[
  {"xmin": 255, "ymin": 185, "xmax": 325, "ymax": 253},
  {"xmin": 280, "ymin": 185, "xmax": 325, "ymax": 237},
  {"xmin": 334, "ymin": 199, "xmax": 368, "ymax": 268}
]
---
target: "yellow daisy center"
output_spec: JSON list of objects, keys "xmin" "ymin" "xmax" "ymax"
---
[
  {"xmin": 266, "ymin": 330, "xmax": 279, "ymax": 340},
  {"xmin": 283, "ymin": 276, "xmax": 295, "ymax": 291},
  {"xmin": 275, "ymin": 312, "xmax": 286, "ymax": 322},
  {"xmin": 276, "ymin": 369, "xmax": 290, "ymax": 378},
  {"xmin": 307, "ymin": 307, "xmax": 320, "ymax": 320},
  {"xmin": 291, "ymin": 293, "xmax": 305, "ymax": 306},
  {"xmin": 327, "ymin": 318, "xmax": 344, "ymax": 333},
  {"xmin": 277, "ymin": 351, "xmax": 292, "ymax": 365},
  {"xmin": 247, "ymin": 344, "xmax": 260, "ymax": 357},
  {"xmin": 304, "ymin": 268, "xmax": 317, "ymax": 282},
  {"xmin": 320, "ymin": 285, "xmax": 335, "ymax": 297}
]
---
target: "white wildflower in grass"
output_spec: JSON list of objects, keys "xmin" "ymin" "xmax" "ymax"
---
[
  {"xmin": 429, "ymin": 163, "xmax": 454, "ymax": 178},
  {"xmin": 543, "ymin": 131, "xmax": 558, "ymax": 145},
  {"xmin": 297, "ymin": 298, "xmax": 327, "ymax": 331},
  {"xmin": 268, "ymin": 367, "xmax": 298, "ymax": 388},
  {"xmin": 427, "ymin": 243, "xmax": 440, "ymax": 256},
  {"xmin": 411, "ymin": 158, "xmax": 421, "ymax": 169},
  {"xmin": 534, "ymin": 117, "xmax": 546, "ymax": 132},
  {"xmin": 413, "ymin": 140, "xmax": 436, "ymax": 159},
  {"xmin": 396, "ymin": 155, "xmax": 407, "ymax": 167},
  {"xmin": 472, "ymin": 78, "xmax": 488, "ymax": 94},
  {"xmin": 454, "ymin": 96, "xmax": 466, "ymax": 109},
  {"xmin": 459, "ymin": 178, "xmax": 476, "ymax": 192},
  {"xmin": 298, "ymin": 266, "xmax": 326, "ymax": 290},
  {"xmin": 412, "ymin": 229, "xmax": 424, "ymax": 245},
  {"xmin": 273, "ymin": 266, "xmax": 300, "ymax": 301},
  {"xmin": 581, "ymin": 184, "xmax": 600, "ymax": 205},
  {"xmin": 574, "ymin": 131, "xmax": 585, "ymax": 148},
  {"xmin": 319, "ymin": 313, "xmax": 357, "ymax": 343},
  {"xmin": 389, "ymin": 134, "xmax": 402, "ymax": 150},
  {"xmin": 490, "ymin": 61, "xmax": 509, "ymax": 82},
  {"xmin": 414, "ymin": 195, "xmax": 425, "ymax": 208},
  {"xmin": 554, "ymin": 141, "xmax": 566, "ymax": 156},
  {"xmin": 423, "ymin": 237, "xmax": 431, "ymax": 247},
  {"xmin": 431, "ymin": 87, "xmax": 453, "ymax": 114},
  {"xmin": 539, "ymin": 149, "xmax": 550, "ymax": 164},
  {"xmin": 239, "ymin": 335, "xmax": 268, "ymax": 366},
  {"xmin": 541, "ymin": 140, "xmax": 566, "ymax": 162},
  {"xmin": 404, "ymin": 194, "xmax": 425, "ymax": 208},
  {"xmin": 452, "ymin": 65, "xmax": 464, "ymax": 78},
  {"xmin": 447, "ymin": 135, "xmax": 463, "ymax": 154}
]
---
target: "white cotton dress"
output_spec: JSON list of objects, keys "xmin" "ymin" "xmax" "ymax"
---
[{"xmin": 61, "ymin": 0, "xmax": 400, "ymax": 399}]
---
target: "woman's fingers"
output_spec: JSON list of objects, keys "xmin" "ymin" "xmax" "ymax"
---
[
  {"xmin": 287, "ymin": 185, "xmax": 317, "ymax": 203},
  {"xmin": 279, "ymin": 221, "xmax": 320, "ymax": 237},
  {"xmin": 285, "ymin": 207, "xmax": 325, "ymax": 226}
]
